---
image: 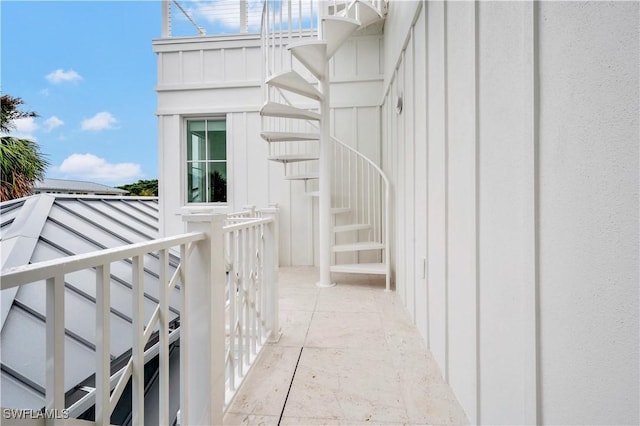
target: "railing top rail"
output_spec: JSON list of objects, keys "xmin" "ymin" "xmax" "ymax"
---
[
  {"xmin": 0, "ymin": 231, "xmax": 205, "ymax": 290},
  {"xmin": 223, "ymin": 217, "xmax": 273, "ymax": 233},
  {"xmin": 330, "ymin": 135, "xmax": 391, "ymax": 187}
]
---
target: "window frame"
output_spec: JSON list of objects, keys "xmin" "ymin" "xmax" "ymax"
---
[{"xmin": 183, "ymin": 116, "xmax": 229, "ymax": 206}]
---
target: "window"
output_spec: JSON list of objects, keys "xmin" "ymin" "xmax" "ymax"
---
[{"xmin": 186, "ymin": 119, "xmax": 227, "ymax": 203}]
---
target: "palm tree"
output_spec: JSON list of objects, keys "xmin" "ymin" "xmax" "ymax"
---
[{"xmin": 0, "ymin": 95, "xmax": 49, "ymax": 201}]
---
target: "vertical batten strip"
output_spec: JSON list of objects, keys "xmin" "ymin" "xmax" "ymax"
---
[
  {"xmin": 95, "ymin": 264, "xmax": 111, "ymax": 425},
  {"xmin": 424, "ymin": 0, "xmax": 431, "ymax": 350},
  {"xmin": 530, "ymin": 0, "xmax": 541, "ymax": 423},
  {"xmin": 443, "ymin": 0, "xmax": 450, "ymax": 383},
  {"xmin": 45, "ymin": 274, "xmax": 65, "ymax": 411},
  {"xmin": 158, "ymin": 249, "xmax": 170, "ymax": 425},
  {"xmin": 474, "ymin": 0, "xmax": 481, "ymax": 422},
  {"xmin": 132, "ymin": 255, "xmax": 145, "ymax": 425}
]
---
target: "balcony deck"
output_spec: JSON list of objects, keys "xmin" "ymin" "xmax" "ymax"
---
[{"xmin": 224, "ymin": 267, "xmax": 468, "ymax": 425}]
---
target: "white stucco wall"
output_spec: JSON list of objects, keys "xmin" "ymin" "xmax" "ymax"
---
[
  {"xmin": 153, "ymin": 32, "xmax": 383, "ymax": 267},
  {"xmin": 382, "ymin": 1, "xmax": 639, "ymax": 424}
]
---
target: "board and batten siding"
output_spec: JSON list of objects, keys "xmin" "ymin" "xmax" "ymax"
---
[
  {"xmin": 381, "ymin": 1, "xmax": 639, "ymax": 424},
  {"xmin": 154, "ymin": 33, "xmax": 383, "ymax": 267}
]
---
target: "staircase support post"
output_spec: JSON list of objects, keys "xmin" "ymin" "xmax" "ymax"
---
[{"xmin": 317, "ymin": 37, "xmax": 335, "ymax": 288}]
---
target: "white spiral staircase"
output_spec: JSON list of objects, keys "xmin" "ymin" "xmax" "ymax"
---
[{"xmin": 260, "ymin": 0, "xmax": 390, "ymax": 290}]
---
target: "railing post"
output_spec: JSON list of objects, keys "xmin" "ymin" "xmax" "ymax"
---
[
  {"xmin": 161, "ymin": 0, "xmax": 171, "ymax": 37},
  {"xmin": 182, "ymin": 213, "xmax": 226, "ymax": 425},
  {"xmin": 131, "ymin": 256, "xmax": 145, "ymax": 426},
  {"xmin": 259, "ymin": 206, "xmax": 280, "ymax": 342},
  {"xmin": 95, "ymin": 264, "xmax": 111, "ymax": 426},
  {"xmin": 243, "ymin": 204, "xmax": 257, "ymax": 217},
  {"xmin": 240, "ymin": 0, "xmax": 248, "ymax": 33},
  {"xmin": 45, "ymin": 274, "xmax": 65, "ymax": 412}
]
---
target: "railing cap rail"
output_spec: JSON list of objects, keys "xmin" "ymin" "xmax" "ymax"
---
[
  {"xmin": 223, "ymin": 217, "xmax": 273, "ymax": 233},
  {"xmin": 0, "ymin": 232, "xmax": 205, "ymax": 290}
]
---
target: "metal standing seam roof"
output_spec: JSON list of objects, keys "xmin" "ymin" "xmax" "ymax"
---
[
  {"xmin": 0, "ymin": 194, "xmax": 181, "ymax": 416},
  {"xmin": 33, "ymin": 178, "xmax": 128, "ymax": 195}
]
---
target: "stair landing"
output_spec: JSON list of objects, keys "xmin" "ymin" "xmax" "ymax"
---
[{"xmin": 223, "ymin": 267, "xmax": 469, "ymax": 425}]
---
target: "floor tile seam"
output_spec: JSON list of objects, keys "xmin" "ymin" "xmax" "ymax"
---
[{"xmin": 277, "ymin": 346, "xmax": 304, "ymax": 426}]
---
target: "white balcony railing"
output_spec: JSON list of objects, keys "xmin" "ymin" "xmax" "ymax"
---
[
  {"xmin": 0, "ymin": 207, "xmax": 279, "ymax": 425},
  {"xmin": 161, "ymin": 0, "xmax": 264, "ymax": 38}
]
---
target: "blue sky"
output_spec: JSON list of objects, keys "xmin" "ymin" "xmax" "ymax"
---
[
  {"xmin": 1, "ymin": 0, "xmax": 303, "ymax": 187},
  {"xmin": 1, "ymin": 1, "xmax": 162, "ymax": 186}
]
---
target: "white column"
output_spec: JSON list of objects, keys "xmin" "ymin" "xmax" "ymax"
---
[
  {"xmin": 182, "ymin": 213, "xmax": 226, "ymax": 425},
  {"xmin": 317, "ymin": 3, "xmax": 335, "ymax": 288}
]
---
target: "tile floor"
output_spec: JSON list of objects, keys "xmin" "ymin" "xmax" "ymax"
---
[{"xmin": 224, "ymin": 267, "xmax": 468, "ymax": 425}]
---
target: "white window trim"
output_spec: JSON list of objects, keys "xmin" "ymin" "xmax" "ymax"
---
[{"xmin": 182, "ymin": 114, "xmax": 231, "ymax": 208}]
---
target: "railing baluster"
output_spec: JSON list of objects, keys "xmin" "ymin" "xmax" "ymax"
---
[
  {"xmin": 348, "ymin": 148, "xmax": 352, "ymax": 210},
  {"xmin": 132, "ymin": 255, "xmax": 145, "ymax": 425},
  {"xmin": 243, "ymin": 228, "xmax": 250, "ymax": 367},
  {"xmin": 158, "ymin": 248, "xmax": 170, "ymax": 425},
  {"xmin": 278, "ymin": 2, "xmax": 284, "ymax": 71},
  {"xmin": 240, "ymin": 0, "xmax": 247, "ymax": 33},
  {"xmin": 368, "ymin": 165, "xmax": 372, "ymax": 230},
  {"xmin": 229, "ymin": 232, "xmax": 237, "ymax": 392},
  {"xmin": 236, "ymin": 229, "xmax": 244, "ymax": 377},
  {"xmin": 288, "ymin": 0, "xmax": 292, "ymax": 40},
  {"xmin": 250, "ymin": 226, "xmax": 257, "ymax": 355},
  {"xmin": 179, "ymin": 243, "xmax": 189, "ymax": 426},
  {"xmin": 45, "ymin": 274, "xmax": 65, "ymax": 411},
  {"xmin": 271, "ymin": 0, "xmax": 276, "ymax": 74},
  {"xmin": 258, "ymin": 224, "xmax": 265, "ymax": 338},
  {"xmin": 95, "ymin": 264, "xmax": 111, "ymax": 425}
]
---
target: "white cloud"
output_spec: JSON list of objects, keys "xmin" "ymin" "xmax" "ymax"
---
[
  {"xmin": 39, "ymin": 88, "xmax": 50, "ymax": 96},
  {"xmin": 44, "ymin": 116, "xmax": 64, "ymax": 132},
  {"xmin": 4, "ymin": 117, "xmax": 40, "ymax": 141},
  {"xmin": 81, "ymin": 112, "xmax": 118, "ymax": 131},
  {"xmin": 46, "ymin": 68, "xmax": 82, "ymax": 84},
  {"xmin": 57, "ymin": 153, "xmax": 143, "ymax": 182}
]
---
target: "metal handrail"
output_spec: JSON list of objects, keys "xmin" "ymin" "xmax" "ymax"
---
[{"xmin": 331, "ymin": 135, "xmax": 391, "ymax": 290}]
